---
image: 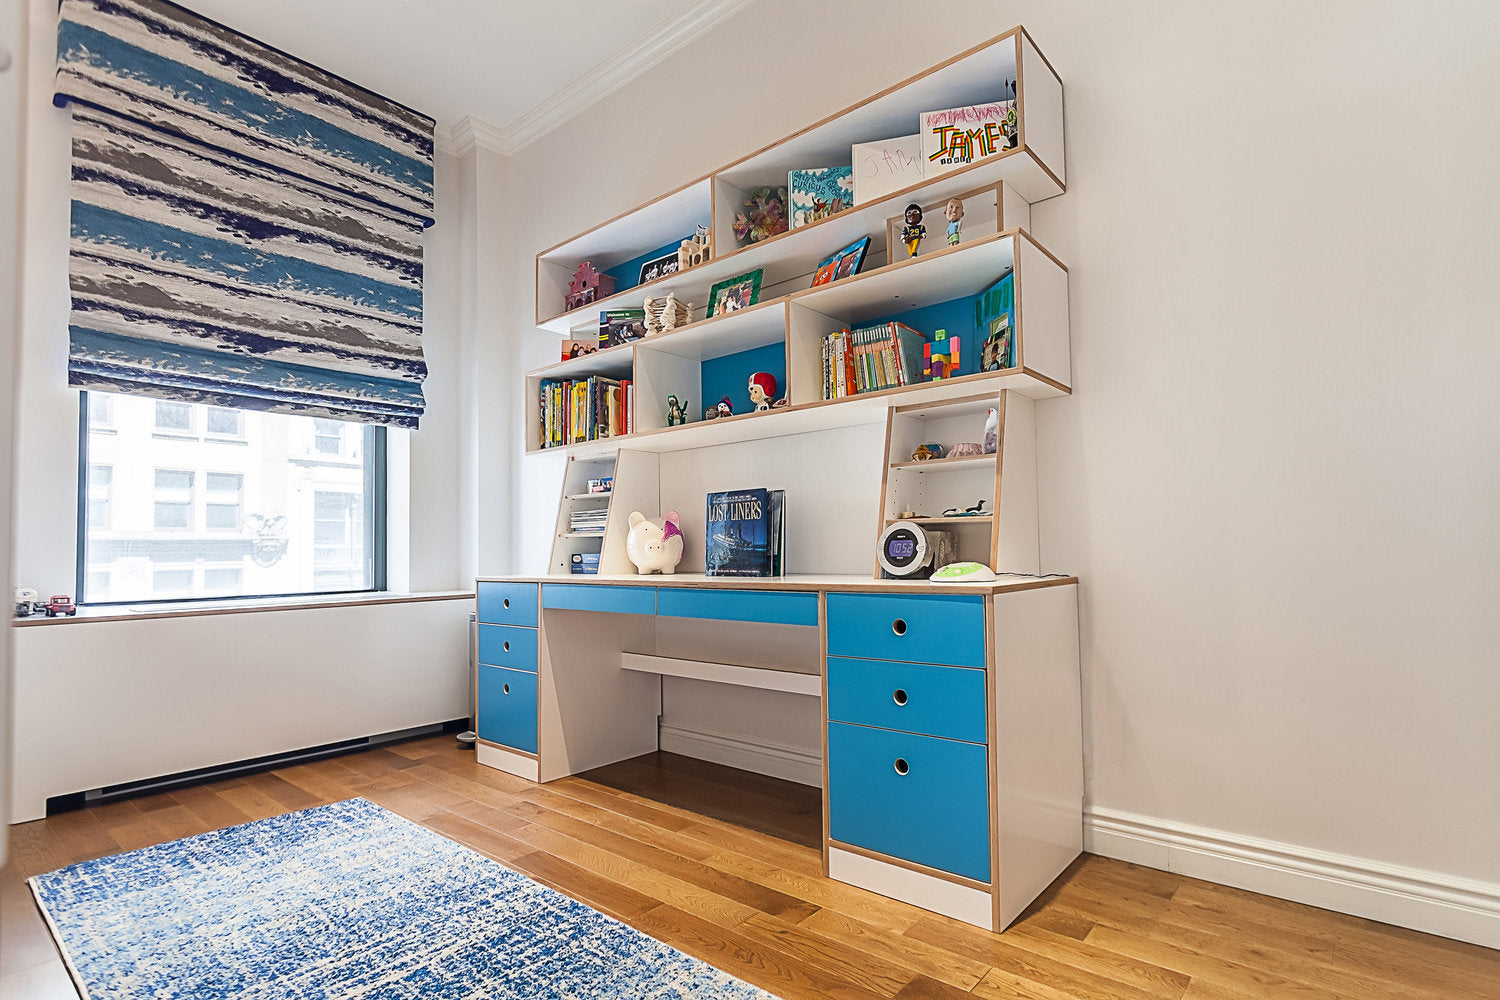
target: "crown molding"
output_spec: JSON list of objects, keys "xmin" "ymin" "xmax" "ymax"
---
[{"xmin": 445, "ymin": 0, "xmax": 757, "ymax": 158}]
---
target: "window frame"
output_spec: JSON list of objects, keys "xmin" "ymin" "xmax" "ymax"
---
[{"xmin": 76, "ymin": 393, "xmax": 389, "ymax": 607}]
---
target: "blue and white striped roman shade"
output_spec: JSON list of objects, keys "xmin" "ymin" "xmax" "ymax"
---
[{"xmin": 54, "ymin": 0, "xmax": 435, "ymax": 428}]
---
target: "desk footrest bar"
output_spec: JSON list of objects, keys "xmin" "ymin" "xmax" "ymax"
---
[{"xmin": 619, "ymin": 652, "xmax": 822, "ymax": 696}]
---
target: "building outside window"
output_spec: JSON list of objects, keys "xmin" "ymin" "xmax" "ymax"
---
[{"xmin": 79, "ymin": 392, "xmax": 384, "ymax": 603}]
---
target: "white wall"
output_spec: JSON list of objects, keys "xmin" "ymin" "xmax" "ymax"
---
[{"xmin": 493, "ymin": 0, "xmax": 1500, "ymax": 937}]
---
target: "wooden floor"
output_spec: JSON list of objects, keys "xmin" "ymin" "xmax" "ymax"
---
[{"xmin": 3, "ymin": 736, "xmax": 1498, "ymax": 1000}]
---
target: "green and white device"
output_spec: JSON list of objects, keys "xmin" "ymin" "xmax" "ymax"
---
[{"xmin": 931, "ymin": 561, "xmax": 999, "ymax": 583}]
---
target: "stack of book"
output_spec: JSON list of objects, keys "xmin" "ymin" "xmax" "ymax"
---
[
  {"xmin": 705, "ymin": 488, "xmax": 786, "ymax": 577},
  {"xmin": 568, "ymin": 506, "xmax": 608, "ymax": 535},
  {"xmin": 821, "ymin": 321, "xmax": 926, "ymax": 400},
  {"xmin": 538, "ymin": 376, "xmax": 634, "ymax": 448}
]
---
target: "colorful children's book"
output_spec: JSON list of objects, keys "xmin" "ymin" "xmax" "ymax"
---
[
  {"xmin": 599, "ymin": 309, "xmax": 646, "ymax": 348},
  {"xmin": 788, "ymin": 166, "xmax": 855, "ymax": 229},
  {"xmin": 919, "ymin": 100, "xmax": 1018, "ymax": 178},
  {"xmin": 974, "ymin": 269, "xmax": 1016, "ymax": 372},
  {"xmin": 705, "ymin": 488, "xmax": 784, "ymax": 577}
]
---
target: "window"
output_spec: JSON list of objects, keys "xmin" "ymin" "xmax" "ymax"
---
[
  {"xmin": 79, "ymin": 391, "xmax": 386, "ymax": 603},
  {"xmin": 206, "ymin": 407, "xmax": 244, "ymax": 437},
  {"xmin": 154, "ymin": 401, "xmax": 194, "ymax": 435},
  {"xmin": 205, "ymin": 472, "xmax": 243, "ymax": 531},
  {"xmin": 87, "ymin": 464, "xmax": 112, "ymax": 529},
  {"xmin": 313, "ymin": 419, "xmax": 343, "ymax": 455},
  {"xmin": 153, "ymin": 469, "xmax": 195, "ymax": 530},
  {"xmin": 88, "ymin": 394, "xmax": 114, "ymax": 430}
]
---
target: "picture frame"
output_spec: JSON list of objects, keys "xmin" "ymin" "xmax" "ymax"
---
[
  {"xmin": 810, "ymin": 235, "xmax": 871, "ymax": 287},
  {"xmin": 706, "ymin": 269, "xmax": 764, "ymax": 318},
  {"xmin": 638, "ymin": 250, "xmax": 681, "ymax": 285}
]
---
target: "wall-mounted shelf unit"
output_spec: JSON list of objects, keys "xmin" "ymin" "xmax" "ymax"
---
[{"xmin": 534, "ymin": 27, "xmax": 1063, "ymax": 335}]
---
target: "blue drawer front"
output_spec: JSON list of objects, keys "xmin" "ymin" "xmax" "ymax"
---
[
  {"xmin": 477, "ymin": 665, "xmax": 538, "ymax": 754},
  {"xmin": 657, "ymin": 588, "xmax": 818, "ymax": 626},
  {"xmin": 827, "ymin": 656, "xmax": 987, "ymax": 744},
  {"xmin": 477, "ymin": 624, "xmax": 538, "ymax": 673},
  {"xmin": 477, "ymin": 582, "xmax": 538, "ymax": 628},
  {"xmin": 828, "ymin": 721, "xmax": 991, "ymax": 882},
  {"xmin": 826, "ymin": 592, "xmax": 985, "ymax": 667},
  {"xmin": 542, "ymin": 584, "xmax": 656, "ymax": 615}
]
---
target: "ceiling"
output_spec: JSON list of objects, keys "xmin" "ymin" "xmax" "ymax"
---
[{"xmin": 181, "ymin": 0, "xmax": 757, "ymax": 154}]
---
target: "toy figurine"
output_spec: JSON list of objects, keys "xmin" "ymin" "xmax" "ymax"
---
[
  {"xmin": 912, "ymin": 443, "xmax": 947, "ymax": 462},
  {"xmin": 704, "ymin": 395, "xmax": 734, "ymax": 420},
  {"xmin": 901, "ymin": 203, "xmax": 925, "ymax": 257},
  {"xmin": 747, "ymin": 372, "xmax": 781, "ymax": 411},
  {"xmin": 983, "ymin": 407, "xmax": 999, "ymax": 454},
  {"xmin": 626, "ymin": 510, "xmax": 684, "ymax": 575},
  {"xmin": 923, "ymin": 328, "xmax": 960, "ymax": 380},
  {"xmin": 666, "ymin": 394, "xmax": 688, "ymax": 426},
  {"xmin": 945, "ymin": 197, "xmax": 964, "ymax": 246}
]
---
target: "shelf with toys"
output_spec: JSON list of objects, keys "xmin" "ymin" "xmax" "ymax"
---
[
  {"xmin": 526, "ymin": 226, "xmax": 1067, "ymax": 457},
  {"xmin": 534, "ymin": 27, "xmax": 1063, "ymax": 335}
]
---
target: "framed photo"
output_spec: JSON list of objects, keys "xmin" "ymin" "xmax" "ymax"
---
[
  {"xmin": 706, "ymin": 269, "xmax": 763, "ymax": 317},
  {"xmin": 638, "ymin": 251, "xmax": 680, "ymax": 285},
  {"xmin": 810, "ymin": 235, "xmax": 870, "ymax": 288}
]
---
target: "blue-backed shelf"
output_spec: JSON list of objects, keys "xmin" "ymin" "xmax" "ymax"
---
[
  {"xmin": 701, "ymin": 341, "xmax": 787, "ymax": 418},
  {"xmin": 604, "ymin": 239, "xmax": 692, "ymax": 296}
]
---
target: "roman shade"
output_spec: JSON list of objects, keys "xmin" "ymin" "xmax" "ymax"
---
[{"xmin": 54, "ymin": 0, "xmax": 435, "ymax": 428}]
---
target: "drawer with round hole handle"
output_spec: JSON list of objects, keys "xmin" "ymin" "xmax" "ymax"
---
[
  {"xmin": 826, "ymin": 592, "xmax": 984, "ymax": 667},
  {"xmin": 477, "ymin": 582, "xmax": 539, "ymax": 628},
  {"xmin": 477, "ymin": 664, "xmax": 537, "ymax": 754},
  {"xmin": 477, "ymin": 624, "xmax": 538, "ymax": 673},
  {"xmin": 827, "ymin": 656, "xmax": 986, "ymax": 744}
]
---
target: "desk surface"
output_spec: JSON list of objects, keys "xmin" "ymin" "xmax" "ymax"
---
[{"xmin": 476, "ymin": 573, "xmax": 1076, "ymax": 595}]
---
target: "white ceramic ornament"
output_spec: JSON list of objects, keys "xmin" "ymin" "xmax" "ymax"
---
[
  {"xmin": 983, "ymin": 407, "xmax": 999, "ymax": 454},
  {"xmin": 626, "ymin": 510, "xmax": 684, "ymax": 575}
]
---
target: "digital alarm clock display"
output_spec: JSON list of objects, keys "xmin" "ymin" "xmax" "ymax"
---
[{"xmin": 888, "ymin": 538, "xmax": 917, "ymax": 559}]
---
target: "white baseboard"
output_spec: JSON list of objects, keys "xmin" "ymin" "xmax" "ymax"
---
[
  {"xmin": 658, "ymin": 722, "xmax": 821, "ymax": 787},
  {"xmin": 1085, "ymin": 806, "xmax": 1500, "ymax": 950}
]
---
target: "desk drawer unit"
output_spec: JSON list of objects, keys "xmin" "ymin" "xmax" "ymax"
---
[
  {"xmin": 477, "ymin": 582, "xmax": 539, "ymax": 628},
  {"xmin": 827, "ymin": 656, "xmax": 987, "ymax": 744},
  {"xmin": 477, "ymin": 665, "xmax": 538, "ymax": 754},
  {"xmin": 541, "ymin": 584, "xmax": 656, "ymax": 615},
  {"xmin": 828, "ymin": 721, "xmax": 991, "ymax": 882},
  {"xmin": 826, "ymin": 592, "xmax": 985, "ymax": 667},
  {"xmin": 477, "ymin": 624, "xmax": 538, "ymax": 673},
  {"xmin": 656, "ymin": 588, "xmax": 819, "ymax": 626}
]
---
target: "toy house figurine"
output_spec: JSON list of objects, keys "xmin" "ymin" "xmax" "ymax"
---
[
  {"xmin": 565, "ymin": 261, "xmax": 615, "ymax": 311},
  {"xmin": 924, "ymin": 328, "xmax": 960, "ymax": 380},
  {"xmin": 643, "ymin": 292, "xmax": 692, "ymax": 335},
  {"xmin": 677, "ymin": 226, "xmax": 713, "ymax": 271}
]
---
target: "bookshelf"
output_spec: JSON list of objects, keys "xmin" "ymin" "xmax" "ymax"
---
[{"xmin": 527, "ymin": 26, "xmax": 1068, "ymax": 581}]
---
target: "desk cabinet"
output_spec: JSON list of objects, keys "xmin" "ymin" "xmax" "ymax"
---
[{"xmin": 475, "ymin": 583, "xmax": 540, "ymax": 765}]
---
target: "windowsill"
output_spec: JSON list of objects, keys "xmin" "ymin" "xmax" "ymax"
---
[{"xmin": 10, "ymin": 589, "xmax": 475, "ymax": 627}]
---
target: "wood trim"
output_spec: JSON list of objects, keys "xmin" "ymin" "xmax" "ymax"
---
[
  {"xmin": 827, "ymin": 839, "xmax": 993, "ymax": 893},
  {"xmin": 1017, "ymin": 226, "xmax": 1070, "ymax": 272},
  {"xmin": 1013, "ymin": 233, "xmax": 1025, "ymax": 372},
  {"xmin": 1014, "ymin": 32, "xmax": 1027, "ymax": 154},
  {"xmin": 874, "ymin": 407, "xmax": 896, "ymax": 578},
  {"xmin": 893, "ymin": 390, "xmax": 999, "ymax": 415},
  {"xmin": 985, "ymin": 592, "xmax": 1002, "ymax": 931},
  {"xmin": 888, "ymin": 453, "xmax": 997, "ymax": 471},
  {"xmin": 536, "ymin": 173, "xmax": 715, "ymax": 262},
  {"xmin": 476, "ymin": 574, "xmax": 1079, "ymax": 595},
  {"xmin": 525, "ymin": 340, "xmax": 634, "ymax": 381},
  {"xmin": 1021, "ymin": 366, "xmax": 1070, "ymax": 394},
  {"xmin": 12, "ymin": 591, "xmax": 476, "ymax": 627},
  {"xmin": 1026, "ymin": 147, "xmax": 1067, "ymax": 197},
  {"xmin": 819, "ymin": 590, "xmax": 831, "ymax": 878},
  {"xmin": 1019, "ymin": 25, "xmax": 1065, "ymax": 83},
  {"xmin": 475, "ymin": 738, "xmax": 540, "ymax": 761},
  {"xmin": 990, "ymin": 391, "xmax": 1008, "ymax": 570}
]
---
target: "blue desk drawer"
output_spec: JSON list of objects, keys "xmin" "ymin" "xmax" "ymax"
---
[
  {"xmin": 657, "ymin": 588, "xmax": 818, "ymax": 626},
  {"xmin": 477, "ymin": 624, "xmax": 538, "ymax": 673},
  {"xmin": 828, "ymin": 721, "xmax": 990, "ymax": 882},
  {"xmin": 477, "ymin": 582, "xmax": 538, "ymax": 628},
  {"xmin": 827, "ymin": 656, "xmax": 987, "ymax": 744},
  {"xmin": 477, "ymin": 665, "xmax": 538, "ymax": 754},
  {"xmin": 542, "ymin": 584, "xmax": 656, "ymax": 615},
  {"xmin": 826, "ymin": 592, "xmax": 985, "ymax": 667}
]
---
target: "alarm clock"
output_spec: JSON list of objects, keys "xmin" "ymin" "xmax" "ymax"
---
[{"xmin": 877, "ymin": 520, "xmax": 957, "ymax": 579}]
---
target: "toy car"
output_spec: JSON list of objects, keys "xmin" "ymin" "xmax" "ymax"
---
[
  {"xmin": 14, "ymin": 587, "xmax": 40, "ymax": 617},
  {"xmin": 45, "ymin": 594, "xmax": 77, "ymax": 617}
]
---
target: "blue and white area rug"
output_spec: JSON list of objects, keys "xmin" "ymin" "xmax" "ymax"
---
[{"xmin": 30, "ymin": 797, "xmax": 780, "ymax": 999}]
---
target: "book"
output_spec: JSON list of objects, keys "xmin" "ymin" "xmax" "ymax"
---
[
  {"xmin": 599, "ymin": 308, "xmax": 646, "ymax": 348},
  {"xmin": 919, "ymin": 100, "xmax": 1018, "ymax": 178},
  {"xmin": 851, "ymin": 134, "xmax": 923, "ymax": 205},
  {"xmin": 705, "ymin": 488, "xmax": 785, "ymax": 577},
  {"xmin": 974, "ymin": 270, "xmax": 1016, "ymax": 372},
  {"xmin": 788, "ymin": 166, "xmax": 855, "ymax": 229}
]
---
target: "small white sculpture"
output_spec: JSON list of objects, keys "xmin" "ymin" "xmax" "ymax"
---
[
  {"xmin": 643, "ymin": 292, "xmax": 692, "ymax": 335},
  {"xmin": 983, "ymin": 407, "xmax": 999, "ymax": 454},
  {"xmin": 678, "ymin": 225, "xmax": 713, "ymax": 271},
  {"xmin": 626, "ymin": 510, "xmax": 684, "ymax": 575}
]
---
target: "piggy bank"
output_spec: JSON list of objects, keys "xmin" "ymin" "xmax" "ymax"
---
[{"xmin": 626, "ymin": 510, "xmax": 684, "ymax": 575}]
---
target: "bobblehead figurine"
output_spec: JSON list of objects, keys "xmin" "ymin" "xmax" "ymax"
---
[
  {"xmin": 945, "ymin": 197, "xmax": 964, "ymax": 246},
  {"xmin": 901, "ymin": 203, "xmax": 925, "ymax": 257},
  {"xmin": 747, "ymin": 371, "xmax": 778, "ymax": 411}
]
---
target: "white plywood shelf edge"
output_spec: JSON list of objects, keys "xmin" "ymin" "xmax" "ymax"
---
[
  {"xmin": 560, "ymin": 532, "xmax": 606, "ymax": 539},
  {"xmin": 565, "ymin": 492, "xmax": 615, "ymax": 500},
  {"xmin": 619, "ymin": 652, "xmax": 821, "ymax": 697},
  {"xmin": 890, "ymin": 454, "xmax": 997, "ymax": 470}
]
